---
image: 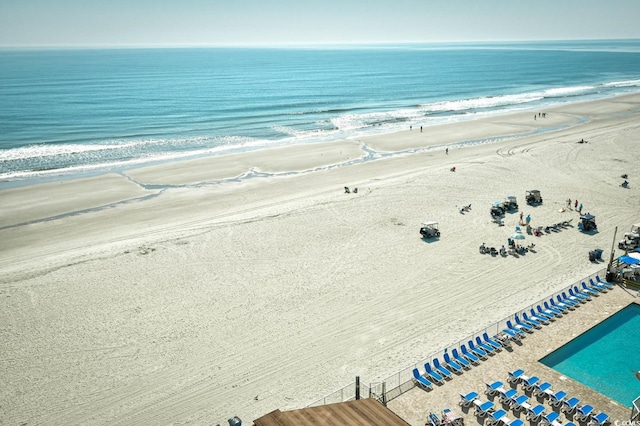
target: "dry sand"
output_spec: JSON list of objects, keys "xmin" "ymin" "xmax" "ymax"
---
[{"xmin": 1, "ymin": 94, "xmax": 640, "ymax": 425}]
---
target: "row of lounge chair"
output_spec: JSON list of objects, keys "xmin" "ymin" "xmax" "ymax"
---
[
  {"xmin": 412, "ymin": 332, "xmax": 508, "ymax": 390},
  {"xmin": 476, "ymin": 369, "xmax": 612, "ymax": 426},
  {"xmin": 500, "ymin": 277, "xmax": 613, "ymax": 342}
]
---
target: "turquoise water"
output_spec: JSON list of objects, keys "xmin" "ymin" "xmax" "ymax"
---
[
  {"xmin": 540, "ymin": 303, "xmax": 640, "ymax": 407},
  {"xmin": 2, "ymin": 40, "xmax": 640, "ymax": 187}
]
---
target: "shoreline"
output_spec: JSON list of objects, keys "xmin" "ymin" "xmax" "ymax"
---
[{"xmin": 1, "ymin": 92, "xmax": 640, "ymax": 424}]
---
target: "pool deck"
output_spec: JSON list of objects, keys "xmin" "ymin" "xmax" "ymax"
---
[{"xmin": 388, "ymin": 285, "xmax": 639, "ymax": 426}]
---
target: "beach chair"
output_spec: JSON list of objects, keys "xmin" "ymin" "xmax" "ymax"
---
[
  {"xmin": 505, "ymin": 419, "xmax": 524, "ymax": 426},
  {"xmin": 595, "ymin": 276, "xmax": 614, "ymax": 289},
  {"xmin": 460, "ymin": 345, "xmax": 480, "ymax": 364},
  {"xmin": 459, "ymin": 391, "xmax": 479, "ymax": 407},
  {"xmin": 525, "ymin": 404, "xmax": 546, "ymax": 422},
  {"xmin": 551, "ymin": 297, "xmax": 574, "ymax": 312},
  {"xmin": 588, "ymin": 279, "xmax": 608, "ymax": 292},
  {"xmin": 572, "ymin": 285, "xmax": 594, "ymax": 299},
  {"xmin": 525, "ymin": 310, "xmax": 549, "ymax": 325},
  {"xmin": 510, "ymin": 394, "xmax": 530, "ymax": 412},
  {"xmin": 507, "ymin": 368, "xmax": 526, "ymax": 384},
  {"xmin": 424, "ymin": 362, "xmax": 444, "ymax": 384},
  {"xmin": 540, "ymin": 410, "xmax": 561, "ymax": 426},
  {"xmin": 443, "ymin": 352, "xmax": 464, "ymax": 373},
  {"xmin": 538, "ymin": 303, "xmax": 561, "ymax": 318},
  {"xmin": 562, "ymin": 396, "xmax": 580, "ymax": 414},
  {"xmin": 548, "ymin": 389, "xmax": 567, "ymax": 407},
  {"xmin": 433, "ymin": 358, "xmax": 453, "ymax": 378},
  {"xmin": 516, "ymin": 313, "xmax": 542, "ymax": 329},
  {"xmin": 579, "ymin": 283, "xmax": 600, "ymax": 296},
  {"xmin": 507, "ymin": 319, "xmax": 533, "ymax": 334},
  {"xmin": 533, "ymin": 381, "xmax": 552, "ymax": 398},
  {"xmin": 565, "ymin": 289, "xmax": 589, "ymax": 303},
  {"xmin": 522, "ymin": 375, "xmax": 540, "ymax": 392},
  {"xmin": 558, "ymin": 293, "xmax": 581, "ymax": 307},
  {"xmin": 412, "ymin": 368, "xmax": 433, "ymax": 390},
  {"xmin": 467, "ymin": 340, "xmax": 489, "ymax": 358},
  {"xmin": 543, "ymin": 301, "xmax": 565, "ymax": 315},
  {"xmin": 475, "ymin": 336, "xmax": 497, "ymax": 354},
  {"xmin": 486, "ymin": 409, "xmax": 508, "ymax": 426},
  {"xmin": 576, "ymin": 404, "xmax": 595, "ymax": 422},
  {"xmin": 498, "ymin": 388, "xmax": 518, "ymax": 404},
  {"xmin": 588, "ymin": 412, "xmax": 609, "ymax": 426},
  {"xmin": 484, "ymin": 380, "xmax": 504, "ymax": 396},
  {"xmin": 473, "ymin": 400, "xmax": 495, "ymax": 417},
  {"xmin": 450, "ymin": 349, "xmax": 472, "ymax": 369},
  {"xmin": 482, "ymin": 332, "xmax": 504, "ymax": 350}
]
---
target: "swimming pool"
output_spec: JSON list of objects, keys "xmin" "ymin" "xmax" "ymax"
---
[{"xmin": 540, "ymin": 302, "xmax": 640, "ymax": 407}]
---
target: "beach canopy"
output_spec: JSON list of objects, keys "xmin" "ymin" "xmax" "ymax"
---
[
  {"xmin": 511, "ymin": 234, "xmax": 526, "ymax": 240},
  {"xmin": 618, "ymin": 255, "xmax": 640, "ymax": 265}
]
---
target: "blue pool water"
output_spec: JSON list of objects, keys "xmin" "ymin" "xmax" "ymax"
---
[{"xmin": 540, "ymin": 303, "xmax": 640, "ymax": 407}]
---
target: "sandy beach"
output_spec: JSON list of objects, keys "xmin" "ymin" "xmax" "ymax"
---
[{"xmin": 1, "ymin": 94, "xmax": 640, "ymax": 425}]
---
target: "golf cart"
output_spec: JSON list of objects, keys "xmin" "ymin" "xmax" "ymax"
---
[
  {"xmin": 420, "ymin": 221, "xmax": 441, "ymax": 239},
  {"xmin": 503, "ymin": 196, "xmax": 519, "ymax": 211},
  {"xmin": 618, "ymin": 224, "xmax": 640, "ymax": 250},
  {"xmin": 578, "ymin": 213, "xmax": 597, "ymax": 232},
  {"xmin": 525, "ymin": 190, "xmax": 543, "ymax": 206},
  {"xmin": 490, "ymin": 201, "xmax": 505, "ymax": 220}
]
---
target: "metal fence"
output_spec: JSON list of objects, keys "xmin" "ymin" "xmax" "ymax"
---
[{"xmin": 308, "ymin": 268, "xmax": 608, "ymax": 408}]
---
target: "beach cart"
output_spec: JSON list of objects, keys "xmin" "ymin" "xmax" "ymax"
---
[{"xmin": 420, "ymin": 221, "xmax": 441, "ymax": 239}]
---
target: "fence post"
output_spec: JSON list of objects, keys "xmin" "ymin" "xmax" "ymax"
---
[
  {"xmin": 382, "ymin": 382, "xmax": 387, "ymax": 406},
  {"xmin": 355, "ymin": 376, "xmax": 360, "ymax": 400}
]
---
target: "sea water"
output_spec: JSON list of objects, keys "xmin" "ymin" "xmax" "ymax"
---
[{"xmin": 1, "ymin": 40, "xmax": 640, "ymax": 188}]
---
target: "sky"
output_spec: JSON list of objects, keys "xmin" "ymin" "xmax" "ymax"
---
[{"xmin": 1, "ymin": 0, "xmax": 639, "ymax": 48}]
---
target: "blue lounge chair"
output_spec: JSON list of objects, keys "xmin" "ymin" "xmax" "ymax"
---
[
  {"xmin": 428, "ymin": 412, "xmax": 441, "ymax": 426},
  {"xmin": 576, "ymin": 404, "xmax": 595, "ymax": 422},
  {"xmin": 424, "ymin": 362, "xmax": 444, "ymax": 384},
  {"xmin": 507, "ymin": 419, "xmax": 524, "ymax": 426},
  {"xmin": 483, "ymin": 332, "xmax": 504, "ymax": 350},
  {"xmin": 459, "ymin": 391, "xmax": 479, "ymax": 407},
  {"xmin": 507, "ymin": 368, "xmax": 525, "ymax": 384},
  {"xmin": 548, "ymin": 389, "xmax": 567, "ymax": 407},
  {"xmin": 451, "ymin": 349, "xmax": 472, "ymax": 369},
  {"xmin": 572, "ymin": 285, "xmax": 594, "ymax": 299},
  {"xmin": 543, "ymin": 300, "xmax": 565, "ymax": 315},
  {"xmin": 589, "ymin": 412, "xmax": 609, "ymax": 426},
  {"xmin": 560, "ymin": 293, "xmax": 581, "ymax": 307},
  {"xmin": 587, "ymin": 279, "xmax": 608, "ymax": 292},
  {"xmin": 562, "ymin": 396, "xmax": 580, "ymax": 414},
  {"xmin": 458, "ymin": 345, "xmax": 480, "ymax": 364},
  {"xmin": 484, "ymin": 380, "xmax": 503, "ymax": 396},
  {"xmin": 443, "ymin": 352, "xmax": 464, "ymax": 373},
  {"xmin": 433, "ymin": 358, "xmax": 453, "ymax": 378},
  {"xmin": 595, "ymin": 276, "xmax": 614, "ymax": 289},
  {"xmin": 510, "ymin": 394, "xmax": 529, "ymax": 412},
  {"xmin": 579, "ymin": 282, "xmax": 599, "ymax": 296},
  {"xmin": 533, "ymin": 381, "xmax": 552, "ymax": 398},
  {"xmin": 467, "ymin": 340, "xmax": 489, "ymax": 358},
  {"xmin": 522, "ymin": 375, "xmax": 540, "ymax": 392},
  {"xmin": 475, "ymin": 336, "xmax": 497, "ymax": 354},
  {"xmin": 486, "ymin": 409, "xmax": 508, "ymax": 426},
  {"xmin": 517, "ymin": 313, "xmax": 542, "ymax": 329},
  {"xmin": 550, "ymin": 297, "xmax": 573, "ymax": 312},
  {"xmin": 498, "ymin": 388, "xmax": 517, "ymax": 404},
  {"xmin": 525, "ymin": 310, "xmax": 550, "ymax": 325},
  {"xmin": 507, "ymin": 319, "xmax": 532, "ymax": 334},
  {"xmin": 565, "ymin": 289, "xmax": 588, "ymax": 304},
  {"xmin": 538, "ymin": 303, "xmax": 561, "ymax": 317},
  {"xmin": 412, "ymin": 368, "xmax": 433, "ymax": 390},
  {"xmin": 473, "ymin": 400, "xmax": 495, "ymax": 417},
  {"xmin": 540, "ymin": 410, "xmax": 561, "ymax": 426},
  {"xmin": 526, "ymin": 404, "xmax": 546, "ymax": 422}
]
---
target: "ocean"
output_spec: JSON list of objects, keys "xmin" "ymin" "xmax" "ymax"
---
[{"xmin": 1, "ymin": 39, "xmax": 640, "ymax": 189}]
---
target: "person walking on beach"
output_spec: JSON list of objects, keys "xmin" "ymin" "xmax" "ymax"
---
[
  {"xmin": 574, "ymin": 199, "xmax": 578, "ymax": 209},
  {"xmin": 446, "ymin": 147, "xmax": 449, "ymax": 155},
  {"xmin": 578, "ymin": 203, "xmax": 583, "ymax": 213},
  {"xmin": 420, "ymin": 126, "xmax": 423, "ymax": 132},
  {"xmin": 520, "ymin": 212, "xmax": 524, "ymax": 224},
  {"xmin": 567, "ymin": 198, "xmax": 571, "ymax": 208}
]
